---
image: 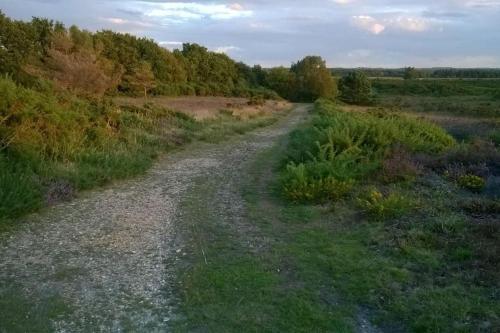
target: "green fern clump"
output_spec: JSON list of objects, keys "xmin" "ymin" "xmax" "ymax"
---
[
  {"xmin": 281, "ymin": 99, "xmax": 455, "ymax": 203},
  {"xmin": 282, "ymin": 163, "xmax": 353, "ymax": 202}
]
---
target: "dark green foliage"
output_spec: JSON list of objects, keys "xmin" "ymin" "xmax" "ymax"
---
[
  {"xmin": 265, "ymin": 67, "xmax": 295, "ymax": 100},
  {"xmin": 261, "ymin": 57, "xmax": 337, "ymax": 102},
  {"xmin": 0, "ymin": 12, "xmax": 273, "ymax": 98},
  {"xmin": 290, "ymin": 56, "xmax": 337, "ymax": 102},
  {"xmin": 339, "ymin": 71, "xmax": 373, "ymax": 105},
  {"xmin": 332, "ymin": 67, "xmax": 500, "ymax": 79}
]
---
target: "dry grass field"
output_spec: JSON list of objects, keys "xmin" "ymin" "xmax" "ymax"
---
[{"xmin": 115, "ymin": 96, "xmax": 292, "ymax": 120}]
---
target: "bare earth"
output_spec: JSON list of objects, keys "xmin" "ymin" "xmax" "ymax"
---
[{"xmin": 0, "ymin": 104, "xmax": 309, "ymax": 332}]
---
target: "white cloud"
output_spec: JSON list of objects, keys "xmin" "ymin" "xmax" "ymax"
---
[
  {"xmin": 352, "ymin": 14, "xmax": 435, "ymax": 34},
  {"xmin": 142, "ymin": 2, "xmax": 252, "ymax": 22},
  {"xmin": 351, "ymin": 16, "xmax": 386, "ymax": 34},
  {"xmin": 213, "ymin": 46, "xmax": 241, "ymax": 54},
  {"xmin": 388, "ymin": 17, "xmax": 431, "ymax": 32},
  {"xmin": 332, "ymin": 0, "xmax": 357, "ymax": 4},
  {"xmin": 461, "ymin": 0, "xmax": 500, "ymax": 7},
  {"xmin": 101, "ymin": 17, "xmax": 154, "ymax": 28}
]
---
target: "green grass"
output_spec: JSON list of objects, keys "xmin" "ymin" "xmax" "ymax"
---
[{"xmin": 0, "ymin": 282, "xmax": 73, "ymax": 333}]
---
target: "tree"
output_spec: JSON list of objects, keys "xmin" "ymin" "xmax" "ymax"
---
[
  {"xmin": 339, "ymin": 71, "xmax": 373, "ymax": 105},
  {"xmin": 0, "ymin": 11, "xmax": 35, "ymax": 78},
  {"xmin": 404, "ymin": 67, "xmax": 420, "ymax": 80},
  {"xmin": 290, "ymin": 56, "xmax": 337, "ymax": 102},
  {"xmin": 265, "ymin": 67, "xmax": 296, "ymax": 99},
  {"xmin": 124, "ymin": 62, "xmax": 156, "ymax": 97},
  {"xmin": 252, "ymin": 65, "xmax": 267, "ymax": 86}
]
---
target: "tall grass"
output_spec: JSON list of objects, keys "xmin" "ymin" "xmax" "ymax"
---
[{"xmin": 282, "ymin": 99, "xmax": 455, "ymax": 202}]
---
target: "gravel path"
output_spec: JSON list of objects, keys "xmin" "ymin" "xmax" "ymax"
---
[{"xmin": 0, "ymin": 104, "xmax": 309, "ymax": 332}]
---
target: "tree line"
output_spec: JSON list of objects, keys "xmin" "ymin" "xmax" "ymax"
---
[
  {"xmin": 332, "ymin": 67, "xmax": 500, "ymax": 79},
  {"xmin": 0, "ymin": 11, "xmax": 344, "ymax": 102}
]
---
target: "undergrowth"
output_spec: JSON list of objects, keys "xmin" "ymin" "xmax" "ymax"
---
[{"xmin": 282, "ymin": 99, "xmax": 455, "ymax": 202}]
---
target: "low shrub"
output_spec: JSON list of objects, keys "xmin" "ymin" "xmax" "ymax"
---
[
  {"xmin": 461, "ymin": 198, "xmax": 500, "ymax": 216},
  {"xmin": 457, "ymin": 174, "xmax": 486, "ymax": 193},
  {"xmin": 281, "ymin": 99, "xmax": 454, "ymax": 203},
  {"xmin": 282, "ymin": 163, "xmax": 354, "ymax": 202},
  {"xmin": 443, "ymin": 162, "xmax": 490, "ymax": 182},
  {"xmin": 358, "ymin": 188, "xmax": 417, "ymax": 221},
  {"xmin": 381, "ymin": 145, "xmax": 422, "ymax": 183},
  {"xmin": 247, "ymin": 95, "xmax": 265, "ymax": 106}
]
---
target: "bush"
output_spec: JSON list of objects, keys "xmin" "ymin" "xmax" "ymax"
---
[
  {"xmin": 490, "ymin": 130, "xmax": 500, "ymax": 146},
  {"xmin": 247, "ymin": 95, "xmax": 265, "ymax": 106},
  {"xmin": 461, "ymin": 198, "xmax": 500, "ymax": 215},
  {"xmin": 339, "ymin": 71, "xmax": 373, "ymax": 105},
  {"xmin": 457, "ymin": 174, "xmax": 486, "ymax": 193},
  {"xmin": 282, "ymin": 163, "xmax": 354, "ymax": 202},
  {"xmin": 280, "ymin": 99, "xmax": 454, "ymax": 203},
  {"xmin": 381, "ymin": 145, "xmax": 422, "ymax": 183},
  {"xmin": 358, "ymin": 188, "xmax": 417, "ymax": 221}
]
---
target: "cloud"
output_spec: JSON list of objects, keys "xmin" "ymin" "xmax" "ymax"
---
[
  {"xmin": 2, "ymin": 0, "xmax": 500, "ymax": 67},
  {"xmin": 351, "ymin": 16, "xmax": 386, "ymax": 34},
  {"xmin": 388, "ymin": 17, "xmax": 431, "ymax": 32},
  {"xmin": 461, "ymin": 0, "xmax": 500, "ymax": 8},
  {"xmin": 213, "ymin": 45, "xmax": 241, "ymax": 54},
  {"xmin": 141, "ymin": 2, "xmax": 252, "ymax": 22},
  {"xmin": 101, "ymin": 17, "xmax": 154, "ymax": 28},
  {"xmin": 352, "ymin": 14, "xmax": 434, "ymax": 34},
  {"xmin": 332, "ymin": 0, "xmax": 357, "ymax": 4}
]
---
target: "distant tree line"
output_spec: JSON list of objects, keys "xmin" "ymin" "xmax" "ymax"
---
[{"xmin": 332, "ymin": 67, "xmax": 500, "ymax": 79}]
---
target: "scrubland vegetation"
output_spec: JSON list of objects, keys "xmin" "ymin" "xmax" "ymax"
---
[
  {"xmin": 0, "ymin": 73, "xmax": 282, "ymax": 229},
  {"xmin": 179, "ymin": 79, "xmax": 500, "ymax": 332}
]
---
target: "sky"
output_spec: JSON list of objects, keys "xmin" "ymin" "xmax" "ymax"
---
[{"xmin": 1, "ymin": 0, "xmax": 500, "ymax": 68}]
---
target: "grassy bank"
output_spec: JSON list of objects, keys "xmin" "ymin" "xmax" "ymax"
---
[
  {"xmin": 177, "ymin": 99, "xmax": 499, "ymax": 332},
  {"xmin": 0, "ymin": 76, "xmax": 283, "ymax": 231}
]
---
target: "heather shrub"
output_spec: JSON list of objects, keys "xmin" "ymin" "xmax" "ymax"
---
[
  {"xmin": 461, "ymin": 198, "xmax": 500, "ymax": 215},
  {"xmin": 381, "ymin": 145, "xmax": 422, "ymax": 183}
]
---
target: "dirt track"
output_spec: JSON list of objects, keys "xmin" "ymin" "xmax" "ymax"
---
[{"xmin": 0, "ymin": 104, "xmax": 309, "ymax": 332}]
